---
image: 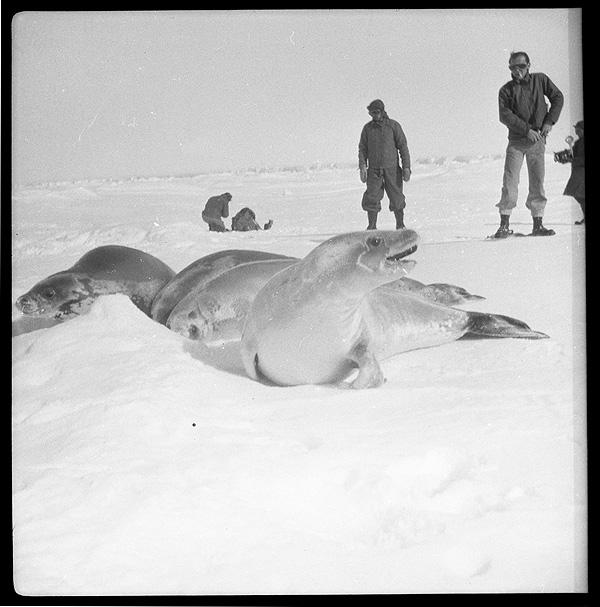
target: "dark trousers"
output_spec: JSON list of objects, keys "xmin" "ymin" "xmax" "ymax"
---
[
  {"xmin": 201, "ymin": 211, "xmax": 227, "ymax": 232},
  {"xmin": 361, "ymin": 165, "xmax": 406, "ymax": 212}
]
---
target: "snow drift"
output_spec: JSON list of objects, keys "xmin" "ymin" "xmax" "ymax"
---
[{"xmin": 12, "ymin": 157, "xmax": 587, "ymax": 594}]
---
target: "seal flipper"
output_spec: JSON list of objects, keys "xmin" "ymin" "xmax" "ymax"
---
[
  {"xmin": 424, "ymin": 284, "xmax": 486, "ymax": 304},
  {"xmin": 463, "ymin": 311, "xmax": 549, "ymax": 339},
  {"xmin": 239, "ymin": 338, "xmax": 280, "ymax": 385},
  {"xmin": 383, "ymin": 278, "xmax": 485, "ymax": 305},
  {"xmin": 240, "ymin": 340, "xmax": 260, "ymax": 381},
  {"xmin": 347, "ymin": 340, "xmax": 386, "ymax": 389}
]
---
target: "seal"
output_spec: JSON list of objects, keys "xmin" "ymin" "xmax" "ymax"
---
[
  {"xmin": 240, "ymin": 230, "xmax": 548, "ymax": 389},
  {"xmin": 15, "ymin": 245, "xmax": 175, "ymax": 320},
  {"xmin": 168, "ymin": 266, "xmax": 479, "ymax": 343},
  {"xmin": 167, "ymin": 258, "xmax": 298, "ymax": 342},
  {"xmin": 150, "ymin": 249, "xmax": 294, "ymax": 325}
]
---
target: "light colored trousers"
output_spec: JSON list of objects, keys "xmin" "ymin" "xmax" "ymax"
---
[{"xmin": 496, "ymin": 139, "xmax": 547, "ymax": 217}]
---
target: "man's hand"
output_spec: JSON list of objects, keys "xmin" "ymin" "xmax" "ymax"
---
[
  {"xmin": 527, "ymin": 129, "xmax": 544, "ymax": 143},
  {"xmin": 402, "ymin": 168, "xmax": 411, "ymax": 182},
  {"xmin": 540, "ymin": 123, "xmax": 553, "ymax": 138},
  {"xmin": 360, "ymin": 166, "xmax": 368, "ymax": 183}
]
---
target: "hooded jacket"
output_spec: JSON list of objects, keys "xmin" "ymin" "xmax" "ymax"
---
[
  {"xmin": 358, "ymin": 112, "xmax": 411, "ymax": 171},
  {"xmin": 498, "ymin": 72, "xmax": 564, "ymax": 141}
]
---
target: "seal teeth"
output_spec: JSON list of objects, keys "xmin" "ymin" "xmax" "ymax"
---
[{"xmin": 387, "ymin": 244, "xmax": 418, "ymax": 261}]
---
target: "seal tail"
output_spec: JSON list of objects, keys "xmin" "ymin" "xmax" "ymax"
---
[{"xmin": 463, "ymin": 311, "xmax": 549, "ymax": 339}]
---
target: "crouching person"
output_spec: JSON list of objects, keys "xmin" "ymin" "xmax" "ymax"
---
[
  {"xmin": 231, "ymin": 207, "xmax": 273, "ymax": 231},
  {"xmin": 202, "ymin": 192, "xmax": 232, "ymax": 232}
]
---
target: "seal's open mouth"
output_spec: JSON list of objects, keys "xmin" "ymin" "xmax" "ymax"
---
[{"xmin": 387, "ymin": 244, "xmax": 418, "ymax": 261}]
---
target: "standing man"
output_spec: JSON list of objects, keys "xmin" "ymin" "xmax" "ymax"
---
[
  {"xmin": 493, "ymin": 52, "xmax": 564, "ymax": 238},
  {"xmin": 201, "ymin": 192, "xmax": 232, "ymax": 232},
  {"xmin": 358, "ymin": 99, "xmax": 411, "ymax": 230}
]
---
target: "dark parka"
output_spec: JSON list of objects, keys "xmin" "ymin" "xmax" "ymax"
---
[
  {"xmin": 564, "ymin": 136, "xmax": 585, "ymax": 199},
  {"xmin": 498, "ymin": 72, "xmax": 564, "ymax": 141},
  {"xmin": 358, "ymin": 115, "xmax": 411, "ymax": 171},
  {"xmin": 202, "ymin": 194, "xmax": 230, "ymax": 220},
  {"xmin": 231, "ymin": 207, "xmax": 261, "ymax": 231}
]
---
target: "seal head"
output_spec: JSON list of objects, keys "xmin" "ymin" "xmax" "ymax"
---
[{"xmin": 16, "ymin": 273, "xmax": 90, "ymax": 318}]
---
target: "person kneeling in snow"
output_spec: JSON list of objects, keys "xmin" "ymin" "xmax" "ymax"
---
[
  {"xmin": 201, "ymin": 192, "xmax": 232, "ymax": 232},
  {"xmin": 231, "ymin": 207, "xmax": 273, "ymax": 231}
]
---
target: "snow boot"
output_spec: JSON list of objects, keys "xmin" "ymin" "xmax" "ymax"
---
[
  {"xmin": 531, "ymin": 217, "xmax": 555, "ymax": 236},
  {"xmin": 394, "ymin": 209, "xmax": 405, "ymax": 229},
  {"xmin": 366, "ymin": 211, "xmax": 378, "ymax": 230},
  {"xmin": 492, "ymin": 214, "xmax": 513, "ymax": 238}
]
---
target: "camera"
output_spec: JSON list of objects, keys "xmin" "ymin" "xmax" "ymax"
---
[{"xmin": 554, "ymin": 149, "xmax": 573, "ymax": 164}]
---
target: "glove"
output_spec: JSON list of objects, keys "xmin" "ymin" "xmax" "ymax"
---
[
  {"xmin": 359, "ymin": 166, "xmax": 368, "ymax": 183},
  {"xmin": 527, "ymin": 129, "xmax": 543, "ymax": 143},
  {"xmin": 402, "ymin": 167, "xmax": 411, "ymax": 182},
  {"xmin": 540, "ymin": 123, "xmax": 553, "ymax": 138}
]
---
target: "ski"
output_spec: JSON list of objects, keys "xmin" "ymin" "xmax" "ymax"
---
[{"xmin": 485, "ymin": 231, "xmax": 555, "ymax": 240}]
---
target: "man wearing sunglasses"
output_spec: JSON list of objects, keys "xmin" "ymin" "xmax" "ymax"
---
[
  {"xmin": 493, "ymin": 51, "xmax": 564, "ymax": 238},
  {"xmin": 358, "ymin": 99, "xmax": 411, "ymax": 230}
]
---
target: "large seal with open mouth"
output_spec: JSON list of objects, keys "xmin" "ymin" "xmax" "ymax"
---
[{"xmin": 240, "ymin": 230, "xmax": 548, "ymax": 388}]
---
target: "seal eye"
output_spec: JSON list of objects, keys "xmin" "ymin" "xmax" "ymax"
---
[
  {"xmin": 367, "ymin": 236, "xmax": 383, "ymax": 248},
  {"xmin": 43, "ymin": 288, "xmax": 55, "ymax": 299}
]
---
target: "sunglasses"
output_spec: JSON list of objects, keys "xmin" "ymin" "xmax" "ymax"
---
[{"xmin": 509, "ymin": 63, "xmax": 528, "ymax": 70}]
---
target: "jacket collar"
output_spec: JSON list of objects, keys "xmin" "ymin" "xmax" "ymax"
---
[
  {"xmin": 370, "ymin": 113, "xmax": 389, "ymax": 127},
  {"xmin": 512, "ymin": 72, "xmax": 532, "ymax": 85}
]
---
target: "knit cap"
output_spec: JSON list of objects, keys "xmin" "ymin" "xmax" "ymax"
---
[{"xmin": 367, "ymin": 99, "xmax": 385, "ymax": 112}]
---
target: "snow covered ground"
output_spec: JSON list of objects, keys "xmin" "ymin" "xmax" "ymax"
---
[{"xmin": 12, "ymin": 156, "xmax": 587, "ymax": 595}]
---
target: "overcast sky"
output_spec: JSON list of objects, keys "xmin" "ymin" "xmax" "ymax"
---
[{"xmin": 12, "ymin": 9, "xmax": 582, "ymax": 185}]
